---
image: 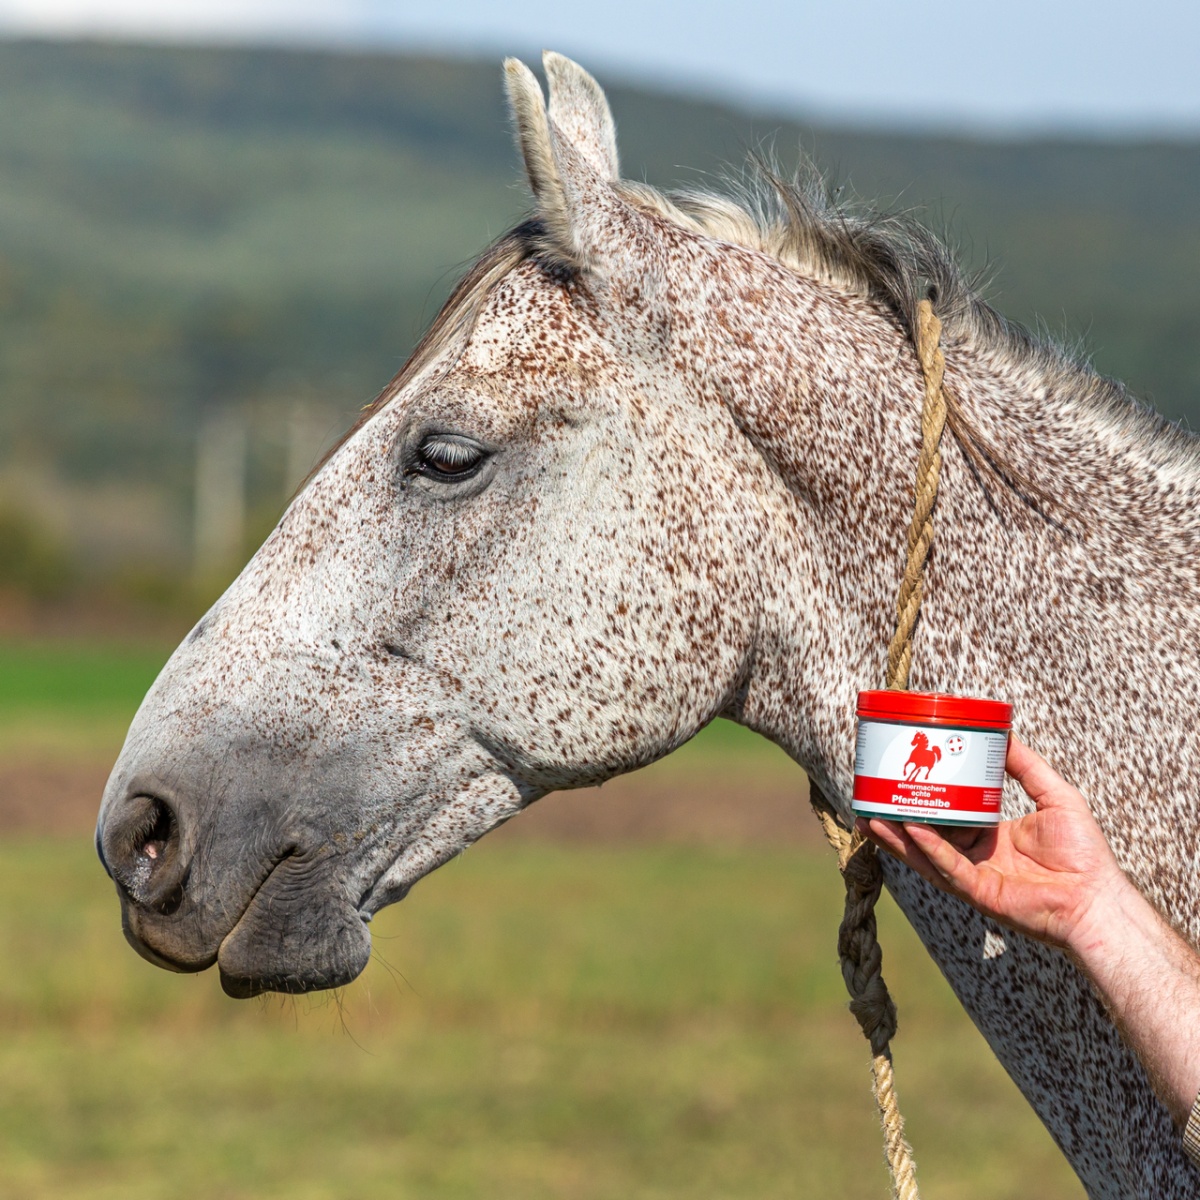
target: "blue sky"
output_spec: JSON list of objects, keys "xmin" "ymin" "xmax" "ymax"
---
[{"xmin": 0, "ymin": 0, "xmax": 1198, "ymax": 134}]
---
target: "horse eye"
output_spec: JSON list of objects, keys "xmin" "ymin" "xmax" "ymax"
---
[{"xmin": 414, "ymin": 435, "xmax": 486, "ymax": 480}]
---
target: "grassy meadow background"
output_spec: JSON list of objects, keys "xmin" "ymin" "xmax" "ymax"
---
[{"xmin": 0, "ymin": 638, "xmax": 1084, "ymax": 1199}]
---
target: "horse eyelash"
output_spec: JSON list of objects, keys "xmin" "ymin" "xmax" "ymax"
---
[
  {"xmin": 414, "ymin": 436, "xmax": 486, "ymax": 478},
  {"xmin": 427, "ymin": 440, "xmax": 478, "ymax": 466}
]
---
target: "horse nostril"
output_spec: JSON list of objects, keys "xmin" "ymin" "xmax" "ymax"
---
[
  {"xmin": 101, "ymin": 793, "xmax": 189, "ymax": 912},
  {"xmin": 137, "ymin": 798, "xmax": 173, "ymax": 860}
]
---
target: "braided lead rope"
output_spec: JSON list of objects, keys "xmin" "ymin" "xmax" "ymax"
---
[{"xmin": 809, "ymin": 299, "xmax": 947, "ymax": 1200}]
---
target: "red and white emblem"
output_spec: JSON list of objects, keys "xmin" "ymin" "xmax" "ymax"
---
[{"xmin": 945, "ymin": 735, "xmax": 965, "ymax": 756}]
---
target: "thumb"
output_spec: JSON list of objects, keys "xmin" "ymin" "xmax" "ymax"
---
[{"xmin": 1006, "ymin": 736, "xmax": 1090, "ymax": 814}]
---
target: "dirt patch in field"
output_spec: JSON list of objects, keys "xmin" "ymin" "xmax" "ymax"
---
[
  {"xmin": 491, "ymin": 760, "xmax": 818, "ymax": 847},
  {"xmin": 0, "ymin": 758, "xmax": 116, "ymax": 837},
  {"xmin": 0, "ymin": 592, "xmax": 190, "ymax": 644},
  {"xmin": 1, "ymin": 755, "xmax": 822, "ymax": 847}
]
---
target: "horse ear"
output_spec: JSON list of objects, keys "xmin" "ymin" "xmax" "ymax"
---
[
  {"xmin": 504, "ymin": 53, "xmax": 652, "ymax": 276},
  {"xmin": 542, "ymin": 52, "xmax": 619, "ymax": 182},
  {"xmin": 504, "ymin": 57, "xmax": 572, "ymax": 248}
]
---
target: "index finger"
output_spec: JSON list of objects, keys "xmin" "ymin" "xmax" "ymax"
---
[{"xmin": 857, "ymin": 818, "xmax": 974, "ymax": 900}]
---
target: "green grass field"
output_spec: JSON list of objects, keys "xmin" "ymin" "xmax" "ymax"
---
[
  {"xmin": 0, "ymin": 638, "xmax": 169, "ymax": 715},
  {"xmin": 0, "ymin": 636, "xmax": 173, "ymax": 756},
  {"xmin": 0, "ymin": 838, "xmax": 1081, "ymax": 1200},
  {"xmin": 0, "ymin": 638, "xmax": 1083, "ymax": 1198}
]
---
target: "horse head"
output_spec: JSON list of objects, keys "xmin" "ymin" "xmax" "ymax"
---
[{"xmin": 96, "ymin": 54, "xmax": 826, "ymax": 998}]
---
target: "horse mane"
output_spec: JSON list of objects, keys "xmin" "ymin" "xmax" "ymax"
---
[
  {"xmin": 619, "ymin": 163, "xmax": 1197, "ymax": 476},
  {"xmin": 311, "ymin": 159, "xmax": 1196, "ymax": 490}
]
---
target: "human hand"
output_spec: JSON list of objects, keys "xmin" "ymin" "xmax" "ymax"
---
[{"xmin": 856, "ymin": 736, "xmax": 1130, "ymax": 950}]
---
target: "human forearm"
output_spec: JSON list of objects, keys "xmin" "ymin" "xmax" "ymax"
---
[{"xmin": 1066, "ymin": 872, "xmax": 1200, "ymax": 1126}]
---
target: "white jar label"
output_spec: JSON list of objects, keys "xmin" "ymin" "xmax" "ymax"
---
[{"xmin": 852, "ymin": 719, "xmax": 1008, "ymax": 826}]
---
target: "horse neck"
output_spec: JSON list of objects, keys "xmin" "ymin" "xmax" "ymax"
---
[{"xmin": 696, "ymin": 260, "xmax": 1200, "ymax": 835}]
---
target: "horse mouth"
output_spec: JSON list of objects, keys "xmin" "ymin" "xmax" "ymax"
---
[
  {"xmin": 119, "ymin": 848, "xmax": 373, "ymax": 998},
  {"xmin": 214, "ymin": 850, "xmax": 373, "ymax": 998},
  {"xmin": 121, "ymin": 908, "xmax": 208, "ymax": 974}
]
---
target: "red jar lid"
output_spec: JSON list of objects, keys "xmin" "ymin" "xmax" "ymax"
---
[{"xmin": 856, "ymin": 689, "xmax": 1012, "ymax": 729}]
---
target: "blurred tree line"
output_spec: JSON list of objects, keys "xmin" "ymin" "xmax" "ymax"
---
[{"xmin": 0, "ymin": 38, "xmax": 1196, "ymax": 609}]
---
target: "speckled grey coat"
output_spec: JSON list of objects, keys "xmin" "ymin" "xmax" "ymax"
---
[{"xmin": 97, "ymin": 54, "xmax": 1200, "ymax": 1198}]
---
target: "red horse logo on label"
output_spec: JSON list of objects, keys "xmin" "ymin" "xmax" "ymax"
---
[{"xmin": 904, "ymin": 732, "xmax": 942, "ymax": 782}]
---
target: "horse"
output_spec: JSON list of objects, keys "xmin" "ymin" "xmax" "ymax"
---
[
  {"xmin": 95, "ymin": 52, "xmax": 1200, "ymax": 1197},
  {"xmin": 904, "ymin": 732, "xmax": 942, "ymax": 782}
]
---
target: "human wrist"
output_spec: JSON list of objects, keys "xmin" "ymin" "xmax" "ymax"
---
[{"xmin": 1061, "ymin": 867, "xmax": 1145, "ymax": 965}]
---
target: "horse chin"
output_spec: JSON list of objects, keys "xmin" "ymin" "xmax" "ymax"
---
[{"xmin": 215, "ymin": 854, "xmax": 373, "ymax": 998}]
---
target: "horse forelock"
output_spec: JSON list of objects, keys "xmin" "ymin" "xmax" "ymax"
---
[{"xmin": 296, "ymin": 222, "xmax": 550, "ymax": 493}]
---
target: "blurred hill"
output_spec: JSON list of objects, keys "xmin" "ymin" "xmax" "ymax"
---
[{"xmin": 0, "ymin": 37, "xmax": 1197, "ymax": 586}]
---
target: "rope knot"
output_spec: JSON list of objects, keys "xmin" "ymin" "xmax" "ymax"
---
[{"xmin": 837, "ymin": 834, "xmax": 899, "ymax": 1054}]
